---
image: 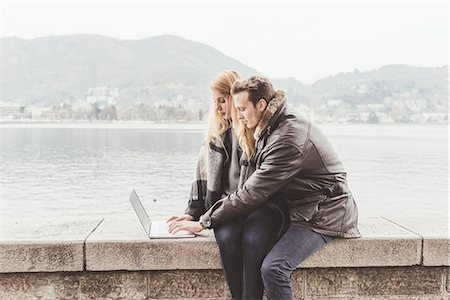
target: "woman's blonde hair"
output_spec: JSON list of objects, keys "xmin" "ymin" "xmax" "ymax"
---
[
  {"xmin": 206, "ymin": 70, "xmax": 242, "ymax": 144},
  {"xmin": 237, "ymin": 125, "xmax": 256, "ymax": 159}
]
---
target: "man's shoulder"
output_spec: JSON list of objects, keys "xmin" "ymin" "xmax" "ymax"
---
[
  {"xmin": 260, "ymin": 113, "xmax": 310, "ymax": 153},
  {"xmin": 276, "ymin": 112, "xmax": 311, "ymax": 137}
]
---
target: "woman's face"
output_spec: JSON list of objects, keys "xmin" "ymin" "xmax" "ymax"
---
[{"xmin": 212, "ymin": 90, "xmax": 230, "ymax": 120}]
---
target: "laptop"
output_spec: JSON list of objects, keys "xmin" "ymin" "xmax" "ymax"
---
[{"xmin": 129, "ymin": 189, "xmax": 195, "ymax": 239}]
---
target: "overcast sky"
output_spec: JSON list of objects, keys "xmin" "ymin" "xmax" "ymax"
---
[{"xmin": 1, "ymin": 0, "xmax": 448, "ymax": 84}]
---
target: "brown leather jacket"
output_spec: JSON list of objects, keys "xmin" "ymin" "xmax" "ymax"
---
[{"xmin": 200, "ymin": 91, "xmax": 361, "ymax": 238}]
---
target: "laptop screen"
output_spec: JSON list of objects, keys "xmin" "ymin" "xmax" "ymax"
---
[{"xmin": 129, "ymin": 189, "xmax": 151, "ymax": 235}]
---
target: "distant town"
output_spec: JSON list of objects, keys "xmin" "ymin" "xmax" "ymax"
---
[
  {"xmin": 1, "ymin": 85, "xmax": 447, "ymax": 124},
  {"xmin": 2, "ymin": 36, "xmax": 447, "ymax": 125}
]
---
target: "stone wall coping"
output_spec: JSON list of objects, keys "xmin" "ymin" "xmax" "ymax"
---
[
  {"xmin": 382, "ymin": 216, "xmax": 450, "ymax": 266},
  {"xmin": 0, "ymin": 241, "xmax": 85, "ymax": 273},
  {"xmin": 0, "ymin": 216, "xmax": 448, "ymax": 273}
]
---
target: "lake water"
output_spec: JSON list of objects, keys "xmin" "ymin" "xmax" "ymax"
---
[{"xmin": 1, "ymin": 123, "xmax": 448, "ymax": 226}]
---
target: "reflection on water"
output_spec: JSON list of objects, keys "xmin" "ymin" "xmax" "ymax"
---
[{"xmin": 1, "ymin": 123, "xmax": 448, "ymax": 224}]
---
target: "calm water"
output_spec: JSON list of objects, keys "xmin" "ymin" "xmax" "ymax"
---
[{"xmin": 1, "ymin": 123, "xmax": 448, "ymax": 224}]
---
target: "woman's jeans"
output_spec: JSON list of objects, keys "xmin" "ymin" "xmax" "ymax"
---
[
  {"xmin": 214, "ymin": 203, "xmax": 285, "ymax": 300},
  {"xmin": 261, "ymin": 224, "xmax": 335, "ymax": 299}
]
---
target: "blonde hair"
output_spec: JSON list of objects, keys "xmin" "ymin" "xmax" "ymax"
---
[
  {"xmin": 238, "ymin": 125, "xmax": 256, "ymax": 159},
  {"xmin": 206, "ymin": 71, "xmax": 242, "ymax": 145}
]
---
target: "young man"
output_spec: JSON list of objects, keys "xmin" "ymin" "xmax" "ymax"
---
[{"xmin": 170, "ymin": 76, "xmax": 360, "ymax": 299}]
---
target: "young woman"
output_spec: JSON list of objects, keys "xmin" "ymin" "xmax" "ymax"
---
[{"xmin": 168, "ymin": 71, "xmax": 286, "ymax": 299}]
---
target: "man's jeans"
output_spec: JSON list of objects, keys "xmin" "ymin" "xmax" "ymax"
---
[
  {"xmin": 214, "ymin": 203, "xmax": 285, "ymax": 300},
  {"xmin": 261, "ymin": 224, "xmax": 335, "ymax": 299}
]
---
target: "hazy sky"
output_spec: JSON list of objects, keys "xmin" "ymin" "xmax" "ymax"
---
[{"xmin": 1, "ymin": 0, "xmax": 448, "ymax": 84}]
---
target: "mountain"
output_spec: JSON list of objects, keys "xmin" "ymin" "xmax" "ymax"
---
[
  {"xmin": 1, "ymin": 34, "xmax": 259, "ymax": 105},
  {"xmin": 274, "ymin": 65, "xmax": 448, "ymax": 110},
  {"xmin": 1, "ymin": 34, "xmax": 447, "ymax": 115},
  {"xmin": 272, "ymin": 77, "xmax": 310, "ymax": 105}
]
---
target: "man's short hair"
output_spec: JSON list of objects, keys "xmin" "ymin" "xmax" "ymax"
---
[{"xmin": 231, "ymin": 76, "xmax": 276, "ymax": 107}]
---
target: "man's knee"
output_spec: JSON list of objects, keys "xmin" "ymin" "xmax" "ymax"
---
[
  {"xmin": 261, "ymin": 258, "xmax": 288, "ymax": 283},
  {"xmin": 260, "ymin": 259, "xmax": 275, "ymax": 281}
]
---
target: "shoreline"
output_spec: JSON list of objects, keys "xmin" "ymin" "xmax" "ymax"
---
[
  {"xmin": 1, "ymin": 120, "xmax": 447, "ymax": 129},
  {"xmin": 0, "ymin": 120, "xmax": 207, "ymax": 130}
]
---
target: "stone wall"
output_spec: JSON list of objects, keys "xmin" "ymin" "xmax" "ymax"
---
[
  {"xmin": 1, "ymin": 267, "xmax": 448, "ymax": 299},
  {"xmin": 1, "ymin": 216, "xmax": 448, "ymax": 299}
]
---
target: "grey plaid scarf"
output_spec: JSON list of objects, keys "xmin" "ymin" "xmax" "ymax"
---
[{"xmin": 185, "ymin": 129, "xmax": 232, "ymax": 220}]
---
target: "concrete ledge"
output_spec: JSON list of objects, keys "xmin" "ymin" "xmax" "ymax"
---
[
  {"xmin": 383, "ymin": 216, "xmax": 450, "ymax": 266},
  {"xmin": 0, "ymin": 217, "xmax": 103, "ymax": 273},
  {"xmin": 2, "ymin": 216, "xmax": 446, "ymax": 272},
  {"xmin": 1, "ymin": 216, "xmax": 448, "ymax": 299},
  {"xmin": 0, "ymin": 241, "xmax": 84, "ymax": 273},
  {"xmin": 1, "ymin": 217, "xmax": 104, "ymax": 241},
  {"xmin": 424, "ymin": 238, "xmax": 450, "ymax": 266},
  {"xmin": 84, "ymin": 217, "xmax": 221, "ymax": 271},
  {"xmin": 85, "ymin": 217, "xmax": 422, "ymax": 271},
  {"xmin": 300, "ymin": 217, "xmax": 421, "ymax": 268},
  {"xmin": 86, "ymin": 238, "xmax": 220, "ymax": 271}
]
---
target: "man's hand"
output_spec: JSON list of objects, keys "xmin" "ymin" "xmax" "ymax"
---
[
  {"xmin": 168, "ymin": 220, "xmax": 204, "ymax": 234},
  {"xmin": 167, "ymin": 214, "xmax": 194, "ymax": 223}
]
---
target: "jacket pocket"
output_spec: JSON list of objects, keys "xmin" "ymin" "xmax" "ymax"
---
[
  {"xmin": 316, "ymin": 192, "xmax": 352, "ymax": 229},
  {"xmin": 289, "ymin": 194, "xmax": 327, "ymax": 222}
]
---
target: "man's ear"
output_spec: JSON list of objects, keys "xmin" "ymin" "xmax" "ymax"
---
[{"xmin": 257, "ymin": 99, "xmax": 267, "ymax": 112}]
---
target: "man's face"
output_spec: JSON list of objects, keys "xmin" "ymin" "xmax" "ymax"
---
[{"xmin": 233, "ymin": 91, "xmax": 266, "ymax": 130}]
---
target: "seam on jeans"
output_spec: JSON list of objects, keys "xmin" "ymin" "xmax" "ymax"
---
[
  {"xmin": 270, "ymin": 229, "xmax": 319, "ymax": 299},
  {"xmin": 279, "ymin": 229, "xmax": 318, "ymax": 269}
]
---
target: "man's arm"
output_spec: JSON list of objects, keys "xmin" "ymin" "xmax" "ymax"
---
[{"xmin": 201, "ymin": 142, "xmax": 303, "ymax": 228}]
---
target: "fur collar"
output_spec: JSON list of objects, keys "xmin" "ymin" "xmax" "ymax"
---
[{"xmin": 253, "ymin": 90, "xmax": 286, "ymax": 140}]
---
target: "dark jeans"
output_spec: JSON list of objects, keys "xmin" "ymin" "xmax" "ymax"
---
[
  {"xmin": 214, "ymin": 203, "xmax": 285, "ymax": 300},
  {"xmin": 261, "ymin": 224, "xmax": 335, "ymax": 299}
]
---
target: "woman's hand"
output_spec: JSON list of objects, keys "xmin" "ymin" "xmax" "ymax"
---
[
  {"xmin": 168, "ymin": 220, "xmax": 204, "ymax": 234},
  {"xmin": 167, "ymin": 214, "xmax": 194, "ymax": 223}
]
